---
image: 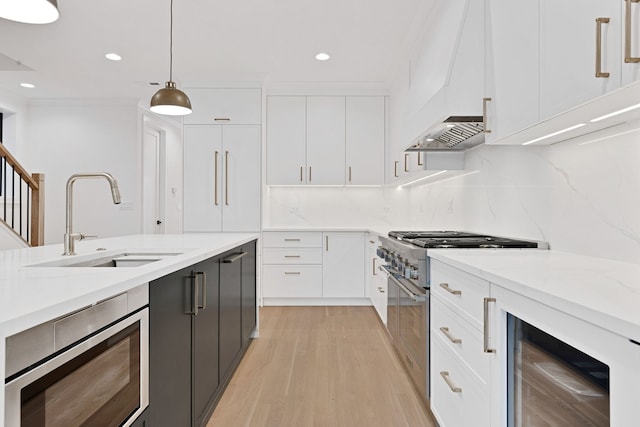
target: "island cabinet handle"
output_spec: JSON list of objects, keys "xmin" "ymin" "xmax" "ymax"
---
[
  {"xmin": 222, "ymin": 251, "xmax": 247, "ymax": 263},
  {"xmin": 188, "ymin": 272, "xmax": 199, "ymax": 315},
  {"xmin": 440, "ymin": 327, "xmax": 462, "ymax": 344},
  {"xmin": 439, "ymin": 283, "xmax": 462, "ymax": 295},
  {"xmin": 484, "ymin": 297, "xmax": 497, "ymax": 353},
  {"xmin": 196, "ymin": 271, "xmax": 207, "ymax": 310},
  {"xmin": 440, "ymin": 371, "xmax": 462, "ymax": 393}
]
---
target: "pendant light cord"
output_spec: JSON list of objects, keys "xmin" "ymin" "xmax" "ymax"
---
[{"xmin": 169, "ymin": 0, "xmax": 174, "ymax": 82}]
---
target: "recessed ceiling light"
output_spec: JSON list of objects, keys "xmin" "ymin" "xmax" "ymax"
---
[
  {"xmin": 315, "ymin": 52, "xmax": 330, "ymax": 61},
  {"xmin": 426, "ymin": 138, "xmax": 435, "ymax": 142},
  {"xmin": 20, "ymin": 83, "xmax": 35, "ymax": 88},
  {"xmin": 105, "ymin": 53, "xmax": 122, "ymax": 61}
]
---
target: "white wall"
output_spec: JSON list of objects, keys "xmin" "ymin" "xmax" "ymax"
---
[
  {"xmin": 408, "ymin": 122, "xmax": 640, "ymax": 264},
  {"xmin": 265, "ymin": 186, "xmax": 411, "ymax": 229},
  {"xmin": 25, "ymin": 99, "xmax": 141, "ymax": 245},
  {"xmin": 0, "ymin": 89, "xmax": 29, "ymax": 161}
]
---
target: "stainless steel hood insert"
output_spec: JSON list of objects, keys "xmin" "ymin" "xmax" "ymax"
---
[{"xmin": 406, "ymin": 116, "xmax": 484, "ymax": 152}]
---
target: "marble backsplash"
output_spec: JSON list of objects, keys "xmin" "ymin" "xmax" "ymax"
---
[{"xmin": 266, "ymin": 121, "xmax": 640, "ymax": 264}]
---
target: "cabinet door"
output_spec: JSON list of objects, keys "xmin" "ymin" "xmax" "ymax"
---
[
  {"xmin": 193, "ymin": 257, "xmax": 220, "ymax": 427},
  {"xmin": 241, "ymin": 240, "xmax": 257, "ymax": 349},
  {"xmin": 219, "ymin": 248, "xmax": 243, "ymax": 382},
  {"xmin": 184, "ymin": 88, "xmax": 261, "ymax": 125},
  {"xmin": 540, "ymin": 0, "xmax": 621, "ymax": 119},
  {"xmin": 222, "ymin": 126, "xmax": 261, "ymax": 232},
  {"xmin": 322, "ymin": 232, "xmax": 365, "ymax": 298},
  {"xmin": 622, "ymin": 0, "xmax": 640, "ymax": 84},
  {"xmin": 306, "ymin": 97, "xmax": 346, "ymax": 185},
  {"xmin": 149, "ymin": 267, "xmax": 194, "ymax": 427},
  {"xmin": 266, "ymin": 96, "xmax": 307, "ymax": 185},
  {"xmin": 486, "ymin": 0, "xmax": 539, "ymax": 142},
  {"xmin": 184, "ymin": 126, "xmax": 223, "ymax": 232},
  {"xmin": 345, "ymin": 97, "xmax": 385, "ymax": 185}
]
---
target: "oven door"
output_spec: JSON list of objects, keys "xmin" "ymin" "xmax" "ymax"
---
[{"xmin": 5, "ymin": 308, "xmax": 149, "ymax": 427}]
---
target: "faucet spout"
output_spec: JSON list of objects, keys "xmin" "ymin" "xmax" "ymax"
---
[{"xmin": 63, "ymin": 172, "xmax": 122, "ymax": 256}]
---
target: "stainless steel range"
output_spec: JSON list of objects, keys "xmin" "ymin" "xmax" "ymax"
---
[{"xmin": 378, "ymin": 231, "xmax": 547, "ymax": 404}]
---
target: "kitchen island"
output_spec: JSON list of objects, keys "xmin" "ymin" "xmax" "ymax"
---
[{"xmin": 0, "ymin": 233, "xmax": 258, "ymax": 427}]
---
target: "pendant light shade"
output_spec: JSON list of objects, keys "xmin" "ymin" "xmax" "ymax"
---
[
  {"xmin": 150, "ymin": 0, "xmax": 192, "ymax": 116},
  {"xmin": 0, "ymin": 0, "xmax": 59, "ymax": 24}
]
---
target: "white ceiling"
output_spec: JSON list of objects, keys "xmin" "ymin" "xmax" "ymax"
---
[{"xmin": 0, "ymin": 0, "xmax": 433, "ymax": 102}]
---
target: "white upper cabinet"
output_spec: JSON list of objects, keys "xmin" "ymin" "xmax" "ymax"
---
[
  {"xmin": 345, "ymin": 97, "xmax": 385, "ymax": 185},
  {"xmin": 540, "ymin": 0, "xmax": 622, "ymax": 119},
  {"xmin": 183, "ymin": 88, "xmax": 261, "ymax": 125},
  {"xmin": 622, "ymin": 0, "xmax": 640, "ymax": 84},
  {"xmin": 266, "ymin": 96, "xmax": 306, "ymax": 185},
  {"xmin": 306, "ymin": 97, "xmax": 346, "ymax": 185},
  {"xmin": 266, "ymin": 95, "xmax": 385, "ymax": 186},
  {"xmin": 484, "ymin": 0, "xmax": 540, "ymax": 143}
]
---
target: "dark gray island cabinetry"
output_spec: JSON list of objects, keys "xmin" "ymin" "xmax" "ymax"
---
[{"xmin": 149, "ymin": 239, "xmax": 257, "ymax": 427}]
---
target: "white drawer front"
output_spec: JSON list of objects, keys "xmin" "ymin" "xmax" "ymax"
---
[
  {"xmin": 431, "ymin": 260, "xmax": 490, "ymax": 329},
  {"xmin": 262, "ymin": 232, "xmax": 323, "ymax": 248},
  {"xmin": 263, "ymin": 248, "xmax": 323, "ymax": 265},
  {"xmin": 262, "ymin": 265, "xmax": 322, "ymax": 298},
  {"xmin": 431, "ymin": 294, "xmax": 490, "ymax": 383},
  {"xmin": 430, "ymin": 333, "xmax": 490, "ymax": 427}
]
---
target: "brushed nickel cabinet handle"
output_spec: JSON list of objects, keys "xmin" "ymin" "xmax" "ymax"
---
[
  {"xmin": 440, "ymin": 371, "xmax": 462, "ymax": 393},
  {"xmin": 223, "ymin": 251, "xmax": 247, "ymax": 263},
  {"xmin": 394, "ymin": 161, "xmax": 399, "ymax": 177},
  {"xmin": 284, "ymin": 238, "xmax": 301, "ymax": 242},
  {"xmin": 309, "ymin": 166, "xmax": 312, "ymax": 182},
  {"xmin": 348, "ymin": 166, "xmax": 352, "ymax": 183},
  {"xmin": 596, "ymin": 18, "xmax": 611, "ymax": 77},
  {"xmin": 300, "ymin": 166, "xmax": 303, "ymax": 182},
  {"xmin": 439, "ymin": 283, "xmax": 462, "ymax": 295},
  {"xmin": 188, "ymin": 272, "xmax": 199, "ymax": 315},
  {"xmin": 372, "ymin": 258, "xmax": 377, "ymax": 275},
  {"xmin": 483, "ymin": 97, "xmax": 492, "ymax": 133},
  {"xmin": 284, "ymin": 255, "xmax": 301, "ymax": 259},
  {"xmin": 439, "ymin": 327, "xmax": 462, "ymax": 344},
  {"xmin": 196, "ymin": 271, "xmax": 207, "ymax": 310},
  {"xmin": 404, "ymin": 153, "xmax": 409, "ymax": 172},
  {"xmin": 625, "ymin": 0, "xmax": 640, "ymax": 63},
  {"xmin": 284, "ymin": 271, "xmax": 301, "ymax": 275},
  {"xmin": 214, "ymin": 151, "xmax": 219, "ymax": 206},
  {"xmin": 484, "ymin": 297, "xmax": 497, "ymax": 353},
  {"xmin": 325, "ymin": 235, "xmax": 329, "ymax": 251},
  {"xmin": 214, "ymin": 118, "xmax": 231, "ymax": 122},
  {"xmin": 225, "ymin": 151, "xmax": 229, "ymax": 205}
]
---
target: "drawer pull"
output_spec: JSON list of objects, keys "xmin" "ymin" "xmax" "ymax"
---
[
  {"xmin": 284, "ymin": 272, "xmax": 301, "ymax": 275},
  {"xmin": 439, "ymin": 283, "xmax": 462, "ymax": 295},
  {"xmin": 440, "ymin": 371, "xmax": 462, "ymax": 393},
  {"xmin": 284, "ymin": 255, "xmax": 301, "ymax": 259},
  {"xmin": 214, "ymin": 118, "xmax": 231, "ymax": 122},
  {"xmin": 284, "ymin": 238, "xmax": 301, "ymax": 242},
  {"xmin": 439, "ymin": 327, "xmax": 462, "ymax": 344}
]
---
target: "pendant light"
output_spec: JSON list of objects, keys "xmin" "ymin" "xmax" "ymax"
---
[
  {"xmin": 150, "ymin": 0, "xmax": 192, "ymax": 116},
  {"xmin": 0, "ymin": 0, "xmax": 59, "ymax": 24}
]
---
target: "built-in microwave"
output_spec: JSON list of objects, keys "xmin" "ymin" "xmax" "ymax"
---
[{"xmin": 489, "ymin": 286, "xmax": 640, "ymax": 426}]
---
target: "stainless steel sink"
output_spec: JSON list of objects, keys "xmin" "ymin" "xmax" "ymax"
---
[{"xmin": 29, "ymin": 251, "xmax": 183, "ymax": 268}]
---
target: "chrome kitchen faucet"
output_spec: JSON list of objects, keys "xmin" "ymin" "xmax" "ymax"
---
[{"xmin": 63, "ymin": 172, "xmax": 122, "ymax": 255}]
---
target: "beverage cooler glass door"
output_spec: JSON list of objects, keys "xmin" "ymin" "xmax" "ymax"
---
[
  {"xmin": 5, "ymin": 309, "xmax": 149, "ymax": 427},
  {"xmin": 490, "ymin": 286, "xmax": 640, "ymax": 427}
]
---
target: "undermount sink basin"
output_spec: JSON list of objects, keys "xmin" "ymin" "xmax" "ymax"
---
[{"xmin": 29, "ymin": 251, "xmax": 183, "ymax": 268}]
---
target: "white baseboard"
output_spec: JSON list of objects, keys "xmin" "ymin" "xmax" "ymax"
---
[{"xmin": 262, "ymin": 297, "xmax": 372, "ymax": 307}]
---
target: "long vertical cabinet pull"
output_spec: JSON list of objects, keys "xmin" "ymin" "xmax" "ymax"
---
[
  {"xmin": 417, "ymin": 153, "xmax": 423, "ymax": 166},
  {"xmin": 372, "ymin": 258, "xmax": 377, "ymax": 275},
  {"xmin": 196, "ymin": 271, "xmax": 207, "ymax": 310},
  {"xmin": 325, "ymin": 235, "xmax": 329, "ymax": 251},
  {"xmin": 225, "ymin": 151, "xmax": 229, "ymax": 206},
  {"xmin": 348, "ymin": 166, "xmax": 352, "ymax": 183},
  {"xmin": 483, "ymin": 297, "xmax": 496, "ymax": 353},
  {"xmin": 300, "ymin": 166, "xmax": 304, "ymax": 183},
  {"xmin": 309, "ymin": 166, "xmax": 312, "ymax": 182},
  {"xmin": 394, "ymin": 161, "xmax": 399, "ymax": 177},
  {"xmin": 404, "ymin": 153, "xmax": 409, "ymax": 172},
  {"xmin": 625, "ymin": 0, "xmax": 640, "ymax": 63},
  {"xmin": 214, "ymin": 151, "xmax": 219, "ymax": 205},
  {"xmin": 483, "ymin": 98, "xmax": 492, "ymax": 133},
  {"xmin": 188, "ymin": 272, "xmax": 199, "ymax": 315},
  {"xmin": 596, "ymin": 18, "xmax": 611, "ymax": 77}
]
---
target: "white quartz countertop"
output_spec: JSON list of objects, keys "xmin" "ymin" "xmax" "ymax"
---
[
  {"xmin": 0, "ymin": 233, "xmax": 258, "ymax": 337},
  {"xmin": 428, "ymin": 249, "xmax": 640, "ymax": 341}
]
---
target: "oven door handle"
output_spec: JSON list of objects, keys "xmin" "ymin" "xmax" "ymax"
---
[{"xmin": 388, "ymin": 272, "xmax": 426, "ymax": 302}]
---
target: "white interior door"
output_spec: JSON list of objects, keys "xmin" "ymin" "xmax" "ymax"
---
[{"xmin": 142, "ymin": 128, "xmax": 164, "ymax": 234}]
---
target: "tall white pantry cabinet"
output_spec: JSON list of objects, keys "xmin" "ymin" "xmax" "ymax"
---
[{"xmin": 183, "ymin": 88, "xmax": 261, "ymax": 232}]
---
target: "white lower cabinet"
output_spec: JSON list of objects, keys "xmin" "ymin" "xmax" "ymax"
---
[
  {"xmin": 262, "ymin": 231, "xmax": 367, "ymax": 304},
  {"xmin": 366, "ymin": 234, "xmax": 387, "ymax": 324}
]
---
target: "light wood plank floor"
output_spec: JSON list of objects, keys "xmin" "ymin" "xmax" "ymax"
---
[{"xmin": 208, "ymin": 306, "xmax": 437, "ymax": 427}]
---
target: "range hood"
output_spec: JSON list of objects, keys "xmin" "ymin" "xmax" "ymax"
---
[{"xmin": 406, "ymin": 116, "xmax": 485, "ymax": 152}]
